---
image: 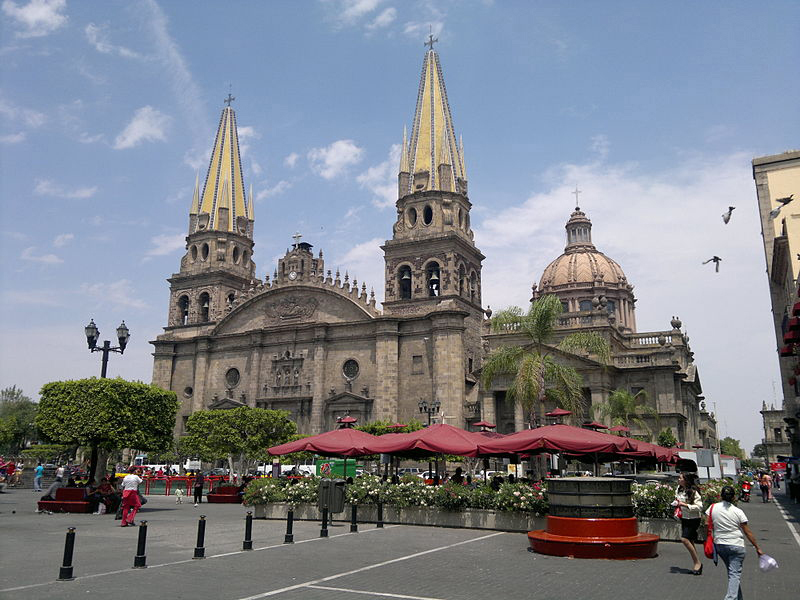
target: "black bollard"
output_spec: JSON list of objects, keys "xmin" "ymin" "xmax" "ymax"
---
[
  {"xmin": 350, "ymin": 504, "xmax": 358, "ymax": 533},
  {"xmin": 243, "ymin": 511, "xmax": 253, "ymax": 551},
  {"xmin": 320, "ymin": 507, "xmax": 329, "ymax": 538},
  {"xmin": 377, "ymin": 502, "xmax": 384, "ymax": 528},
  {"xmin": 58, "ymin": 527, "xmax": 76, "ymax": 581},
  {"xmin": 193, "ymin": 515, "xmax": 206, "ymax": 559},
  {"xmin": 284, "ymin": 509, "xmax": 294, "ymax": 544},
  {"xmin": 132, "ymin": 521, "xmax": 148, "ymax": 569}
]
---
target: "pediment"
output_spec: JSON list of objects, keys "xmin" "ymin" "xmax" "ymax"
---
[
  {"xmin": 208, "ymin": 397, "xmax": 247, "ymax": 410},
  {"xmin": 214, "ymin": 285, "xmax": 376, "ymax": 335}
]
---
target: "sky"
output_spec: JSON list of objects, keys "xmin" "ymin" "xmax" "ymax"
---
[{"xmin": 1, "ymin": 0, "xmax": 799, "ymax": 454}]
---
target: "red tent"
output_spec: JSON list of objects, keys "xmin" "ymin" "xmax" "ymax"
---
[
  {"xmin": 472, "ymin": 420, "xmax": 496, "ymax": 429},
  {"xmin": 620, "ymin": 439, "xmax": 680, "ymax": 463},
  {"xmin": 609, "ymin": 425, "xmax": 630, "ymax": 433},
  {"xmin": 267, "ymin": 428, "xmax": 378, "ymax": 457},
  {"xmin": 545, "ymin": 408, "xmax": 572, "ymax": 417},
  {"xmin": 582, "ymin": 421, "xmax": 609, "ymax": 430},
  {"xmin": 476, "ymin": 424, "xmax": 635, "ymax": 457},
  {"xmin": 365, "ymin": 423, "xmax": 481, "ymax": 458}
]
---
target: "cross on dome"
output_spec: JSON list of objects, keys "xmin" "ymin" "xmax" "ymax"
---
[{"xmin": 572, "ymin": 185, "xmax": 582, "ymax": 209}]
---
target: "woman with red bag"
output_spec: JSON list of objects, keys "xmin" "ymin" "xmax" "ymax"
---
[
  {"xmin": 675, "ymin": 472, "xmax": 705, "ymax": 574},
  {"xmin": 705, "ymin": 485, "xmax": 764, "ymax": 600}
]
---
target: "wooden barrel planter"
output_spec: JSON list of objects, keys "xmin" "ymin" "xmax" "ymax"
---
[{"xmin": 528, "ymin": 477, "xmax": 659, "ymax": 560}]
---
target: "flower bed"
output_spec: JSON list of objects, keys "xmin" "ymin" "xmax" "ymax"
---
[{"xmin": 243, "ymin": 475, "xmax": 735, "ymax": 521}]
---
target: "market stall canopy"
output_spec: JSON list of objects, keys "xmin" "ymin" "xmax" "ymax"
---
[
  {"xmin": 267, "ymin": 428, "xmax": 377, "ymax": 457},
  {"xmin": 545, "ymin": 408, "xmax": 573, "ymax": 417},
  {"xmin": 472, "ymin": 420, "xmax": 496, "ymax": 429},
  {"xmin": 621, "ymin": 438, "xmax": 680, "ymax": 463},
  {"xmin": 608, "ymin": 425, "xmax": 630, "ymax": 432},
  {"xmin": 582, "ymin": 421, "xmax": 609, "ymax": 430},
  {"xmin": 364, "ymin": 423, "xmax": 481, "ymax": 458},
  {"xmin": 476, "ymin": 424, "xmax": 635, "ymax": 457}
]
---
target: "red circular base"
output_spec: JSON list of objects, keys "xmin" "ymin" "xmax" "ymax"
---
[{"xmin": 528, "ymin": 530, "xmax": 659, "ymax": 560}]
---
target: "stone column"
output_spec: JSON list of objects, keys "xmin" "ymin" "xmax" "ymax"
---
[
  {"xmin": 480, "ymin": 391, "xmax": 496, "ymax": 426},
  {"xmin": 375, "ymin": 320, "xmax": 400, "ymax": 422},
  {"xmin": 431, "ymin": 312, "xmax": 466, "ymax": 426},
  {"xmin": 514, "ymin": 402, "xmax": 525, "ymax": 431},
  {"xmin": 310, "ymin": 326, "xmax": 328, "ymax": 434},
  {"xmin": 246, "ymin": 332, "xmax": 262, "ymax": 407},
  {"xmin": 193, "ymin": 338, "xmax": 212, "ymax": 413}
]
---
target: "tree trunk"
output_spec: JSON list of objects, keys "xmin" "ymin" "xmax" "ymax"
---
[
  {"xmin": 88, "ymin": 442, "xmax": 98, "ymax": 484},
  {"xmin": 227, "ymin": 454, "xmax": 236, "ymax": 483}
]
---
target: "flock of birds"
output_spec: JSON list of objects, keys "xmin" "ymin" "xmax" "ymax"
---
[{"xmin": 703, "ymin": 194, "xmax": 794, "ymax": 273}]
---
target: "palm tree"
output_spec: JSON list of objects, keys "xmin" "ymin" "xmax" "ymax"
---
[
  {"xmin": 592, "ymin": 389, "xmax": 659, "ymax": 440},
  {"xmin": 481, "ymin": 294, "xmax": 611, "ymax": 428}
]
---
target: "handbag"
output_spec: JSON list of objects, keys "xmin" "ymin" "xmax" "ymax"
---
[
  {"xmin": 673, "ymin": 506, "xmax": 682, "ymax": 520},
  {"xmin": 704, "ymin": 504, "xmax": 717, "ymax": 564}
]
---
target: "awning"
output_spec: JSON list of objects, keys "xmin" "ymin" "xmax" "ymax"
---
[
  {"xmin": 365, "ymin": 423, "xmax": 482, "ymax": 458},
  {"xmin": 476, "ymin": 424, "xmax": 635, "ymax": 457},
  {"xmin": 268, "ymin": 428, "xmax": 378, "ymax": 457}
]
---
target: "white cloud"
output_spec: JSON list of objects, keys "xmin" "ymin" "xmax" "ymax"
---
[
  {"xmin": 590, "ymin": 134, "xmax": 610, "ymax": 160},
  {"xmin": 255, "ymin": 180, "xmax": 292, "ymax": 201},
  {"xmin": 85, "ymin": 23, "xmax": 140, "ymax": 58},
  {"xmin": 0, "ymin": 95, "xmax": 46, "ymax": 128},
  {"xmin": 52, "ymin": 232, "xmax": 73, "ymax": 247},
  {"xmin": 334, "ymin": 237, "xmax": 385, "ymax": 304},
  {"xmin": 113, "ymin": 106, "xmax": 170, "ymax": 150},
  {"xmin": 284, "ymin": 152, "xmax": 299, "ymax": 168},
  {"xmin": 0, "ymin": 289, "xmax": 63, "ymax": 306},
  {"xmin": 356, "ymin": 143, "xmax": 400, "ymax": 208},
  {"xmin": 2, "ymin": 0, "xmax": 68, "ymax": 38},
  {"xmin": 250, "ymin": 160, "xmax": 263, "ymax": 176},
  {"xmin": 332, "ymin": 0, "xmax": 382, "ymax": 25},
  {"xmin": 78, "ymin": 131, "xmax": 103, "ymax": 144},
  {"xmin": 0, "ymin": 131, "xmax": 25, "ymax": 143},
  {"xmin": 79, "ymin": 279, "xmax": 148, "ymax": 310},
  {"xmin": 308, "ymin": 139, "xmax": 364, "ymax": 180},
  {"xmin": 403, "ymin": 20, "xmax": 444, "ymax": 40},
  {"xmin": 144, "ymin": 232, "xmax": 185, "ymax": 259},
  {"xmin": 21, "ymin": 246, "xmax": 62, "ymax": 264},
  {"xmin": 34, "ymin": 179, "xmax": 98, "ymax": 199},
  {"xmin": 236, "ymin": 125, "xmax": 259, "ymax": 157},
  {"xmin": 184, "ymin": 146, "xmax": 210, "ymax": 171},
  {"xmin": 366, "ymin": 7, "xmax": 396, "ymax": 30}
]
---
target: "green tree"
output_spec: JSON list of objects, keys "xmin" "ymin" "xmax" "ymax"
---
[
  {"xmin": 719, "ymin": 436, "xmax": 745, "ymax": 459},
  {"xmin": 0, "ymin": 385, "xmax": 39, "ymax": 453},
  {"xmin": 751, "ymin": 443, "xmax": 768, "ymax": 462},
  {"xmin": 182, "ymin": 407, "xmax": 297, "ymax": 477},
  {"xmin": 481, "ymin": 295, "xmax": 611, "ymax": 427},
  {"xmin": 37, "ymin": 378, "xmax": 179, "ymax": 484},
  {"xmin": 20, "ymin": 444, "xmax": 72, "ymax": 463},
  {"xmin": 657, "ymin": 428, "xmax": 678, "ymax": 448},
  {"xmin": 356, "ymin": 420, "xmax": 425, "ymax": 436},
  {"xmin": 592, "ymin": 389, "xmax": 659, "ymax": 440}
]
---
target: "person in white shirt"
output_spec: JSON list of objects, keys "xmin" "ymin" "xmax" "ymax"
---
[
  {"xmin": 705, "ymin": 485, "xmax": 764, "ymax": 600},
  {"xmin": 674, "ymin": 472, "xmax": 705, "ymax": 574},
  {"xmin": 119, "ymin": 468, "xmax": 143, "ymax": 527}
]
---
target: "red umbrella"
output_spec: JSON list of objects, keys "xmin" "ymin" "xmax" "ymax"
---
[
  {"xmin": 472, "ymin": 420, "xmax": 496, "ymax": 429},
  {"xmin": 608, "ymin": 425, "xmax": 630, "ymax": 432},
  {"xmin": 477, "ymin": 424, "xmax": 634, "ymax": 456},
  {"xmin": 582, "ymin": 421, "xmax": 609, "ymax": 430},
  {"xmin": 268, "ymin": 428, "xmax": 377, "ymax": 457},
  {"xmin": 365, "ymin": 423, "xmax": 481, "ymax": 458},
  {"xmin": 545, "ymin": 408, "xmax": 573, "ymax": 417},
  {"xmin": 620, "ymin": 439, "xmax": 680, "ymax": 464}
]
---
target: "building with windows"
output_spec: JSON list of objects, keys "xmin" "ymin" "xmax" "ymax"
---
[
  {"xmin": 151, "ymin": 45, "xmax": 716, "ymax": 448},
  {"xmin": 754, "ymin": 150, "xmax": 800, "ymax": 461}
]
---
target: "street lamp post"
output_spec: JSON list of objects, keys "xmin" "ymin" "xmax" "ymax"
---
[
  {"xmin": 83, "ymin": 319, "xmax": 130, "ymax": 484},
  {"xmin": 84, "ymin": 319, "xmax": 130, "ymax": 378},
  {"xmin": 418, "ymin": 398, "xmax": 441, "ymax": 480}
]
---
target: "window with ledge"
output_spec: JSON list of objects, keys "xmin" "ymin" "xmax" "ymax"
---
[
  {"xmin": 774, "ymin": 427, "xmax": 783, "ymax": 442},
  {"xmin": 178, "ymin": 295, "xmax": 190, "ymax": 325},
  {"xmin": 469, "ymin": 272, "xmax": 477, "ymax": 302},
  {"xmin": 411, "ymin": 355, "xmax": 424, "ymax": 374},
  {"xmin": 579, "ymin": 299, "xmax": 593, "ymax": 311},
  {"xmin": 458, "ymin": 265, "xmax": 466, "ymax": 296},
  {"xmin": 398, "ymin": 266, "xmax": 412, "ymax": 299},
  {"xmin": 606, "ymin": 299, "xmax": 616, "ymax": 314}
]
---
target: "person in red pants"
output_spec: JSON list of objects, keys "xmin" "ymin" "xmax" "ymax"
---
[{"xmin": 120, "ymin": 467, "xmax": 143, "ymax": 527}]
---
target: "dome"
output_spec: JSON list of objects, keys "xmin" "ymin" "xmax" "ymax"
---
[{"xmin": 539, "ymin": 250, "xmax": 628, "ymax": 289}]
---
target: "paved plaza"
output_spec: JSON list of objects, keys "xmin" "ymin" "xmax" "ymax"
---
[{"xmin": 1, "ymin": 488, "xmax": 798, "ymax": 600}]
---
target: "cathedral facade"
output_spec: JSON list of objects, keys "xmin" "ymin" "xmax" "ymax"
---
[{"xmin": 151, "ymin": 46, "xmax": 716, "ymax": 449}]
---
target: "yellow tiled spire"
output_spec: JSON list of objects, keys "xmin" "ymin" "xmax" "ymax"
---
[
  {"xmin": 400, "ymin": 41, "xmax": 467, "ymax": 197},
  {"xmin": 189, "ymin": 172, "xmax": 200, "ymax": 215},
  {"xmin": 195, "ymin": 101, "xmax": 251, "ymax": 237}
]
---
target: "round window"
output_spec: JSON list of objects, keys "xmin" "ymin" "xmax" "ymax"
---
[
  {"xmin": 183, "ymin": 386, "xmax": 194, "ymax": 398},
  {"xmin": 423, "ymin": 205, "xmax": 433, "ymax": 225},
  {"xmin": 342, "ymin": 359, "xmax": 359, "ymax": 380},
  {"xmin": 201, "ymin": 243, "xmax": 210, "ymax": 261},
  {"xmin": 191, "ymin": 245, "xmax": 198, "ymax": 261},
  {"xmin": 225, "ymin": 368, "xmax": 240, "ymax": 388},
  {"xmin": 407, "ymin": 207, "xmax": 417, "ymax": 227}
]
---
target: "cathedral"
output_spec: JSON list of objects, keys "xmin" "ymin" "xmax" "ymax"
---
[{"xmin": 151, "ymin": 45, "xmax": 717, "ymax": 449}]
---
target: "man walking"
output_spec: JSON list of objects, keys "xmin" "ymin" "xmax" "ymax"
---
[{"xmin": 33, "ymin": 462, "xmax": 43, "ymax": 492}]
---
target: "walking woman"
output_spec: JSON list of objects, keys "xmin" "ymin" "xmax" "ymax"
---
[
  {"xmin": 119, "ymin": 467, "xmax": 143, "ymax": 527},
  {"xmin": 675, "ymin": 472, "xmax": 704, "ymax": 574},
  {"xmin": 706, "ymin": 485, "xmax": 764, "ymax": 600},
  {"xmin": 193, "ymin": 471, "xmax": 204, "ymax": 507}
]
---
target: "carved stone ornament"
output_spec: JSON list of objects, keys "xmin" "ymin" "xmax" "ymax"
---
[{"xmin": 265, "ymin": 295, "xmax": 318, "ymax": 321}]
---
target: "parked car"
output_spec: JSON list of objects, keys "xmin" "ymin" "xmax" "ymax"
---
[{"xmin": 398, "ymin": 468, "xmax": 423, "ymax": 477}]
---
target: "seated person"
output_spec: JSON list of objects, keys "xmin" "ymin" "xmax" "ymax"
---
[
  {"xmin": 450, "ymin": 467, "xmax": 465, "ymax": 485},
  {"xmin": 38, "ymin": 476, "xmax": 65, "ymax": 504}
]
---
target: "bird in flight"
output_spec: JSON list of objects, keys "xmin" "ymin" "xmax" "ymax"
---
[
  {"xmin": 702, "ymin": 256, "xmax": 722, "ymax": 272},
  {"xmin": 769, "ymin": 194, "xmax": 794, "ymax": 219},
  {"xmin": 722, "ymin": 206, "xmax": 735, "ymax": 224}
]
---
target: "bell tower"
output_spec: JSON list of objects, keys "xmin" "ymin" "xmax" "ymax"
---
[
  {"xmin": 382, "ymin": 39, "xmax": 484, "ymax": 315},
  {"xmin": 166, "ymin": 96, "xmax": 257, "ymax": 328}
]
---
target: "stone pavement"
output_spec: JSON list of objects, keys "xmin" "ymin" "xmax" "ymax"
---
[{"xmin": 0, "ymin": 488, "xmax": 798, "ymax": 600}]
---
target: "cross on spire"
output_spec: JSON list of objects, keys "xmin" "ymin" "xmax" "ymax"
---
[
  {"xmin": 424, "ymin": 27, "xmax": 438, "ymax": 51},
  {"xmin": 224, "ymin": 92, "xmax": 235, "ymax": 107},
  {"xmin": 572, "ymin": 185, "xmax": 582, "ymax": 209},
  {"xmin": 292, "ymin": 232, "xmax": 302, "ymax": 248}
]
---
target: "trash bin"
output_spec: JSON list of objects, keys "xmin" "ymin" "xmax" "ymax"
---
[{"xmin": 318, "ymin": 478, "xmax": 346, "ymax": 513}]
